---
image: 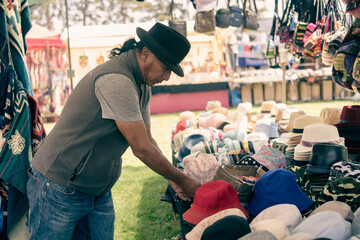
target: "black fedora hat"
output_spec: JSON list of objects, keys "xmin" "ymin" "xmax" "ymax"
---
[
  {"xmin": 136, "ymin": 22, "xmax": 191, "ymax": 77},
  {"xmin": 306, "ymin": 143, "xmax": 348, "ymax": 174}
]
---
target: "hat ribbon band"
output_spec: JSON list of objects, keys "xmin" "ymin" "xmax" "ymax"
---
[
  {"xmin": 261, "ymin": 110, "xmax": 271, "ymax": 113},
  {"xmin": 300, "ymin": 138, "xmax": 342, "ymax": 148},
  {"xmin": 292, "ymin": 128, "xmax": 304, "ymax": 134}
]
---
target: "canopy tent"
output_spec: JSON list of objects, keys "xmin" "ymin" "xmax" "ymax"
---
[{"xmin": 25, "ymin": 23, "xmax": 65, "ymax": 50}]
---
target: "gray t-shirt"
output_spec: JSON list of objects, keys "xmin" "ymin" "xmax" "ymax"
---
[{"xmin": 95, "ymin": 73, "xmax": 151, "ymax": 125}]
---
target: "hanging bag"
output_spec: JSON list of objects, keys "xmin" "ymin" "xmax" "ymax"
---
[
  {"xmin": 195, "ymin": 10, "xmax": 216, "ymax": 33},
  {"xmin": 242, "ymin": 0, "xmax": 259, "ymax": 30},
  {"xmin": 168, "ymin": 0, "xmax": 187, "ymax": 37},
  {"xmin": 215, "ymin": 0, "xmax": 231, "ymax": 28},
  {"xmin": 228, "ymin": 0, "xmax": 244, "ymax": 27}
]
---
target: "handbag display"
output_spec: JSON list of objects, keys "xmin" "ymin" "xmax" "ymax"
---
[
  {"xmin": 242, "ymin": 0, "xmax": 258, "ymax": 30},
  {"xmin": 168, "ymin": 0, "xmax": 187, "ymax": 37},
  {"xmin": 228, "ymin": 0, "xmax": 243, "ymax": 27},
  {"xmin": 195, "ymin": 10, "xmax": 216, "ymax": 33},
  {"xmin": 216, "ymin": 8, "xmax": 231, "ymax": 28}
]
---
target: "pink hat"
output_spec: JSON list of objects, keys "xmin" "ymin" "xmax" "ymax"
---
[{"xmin": 183, "ymin": 153, "xmax": 219, "ymax": 185}]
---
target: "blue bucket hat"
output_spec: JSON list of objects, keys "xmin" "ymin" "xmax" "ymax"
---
[{"xmin": 247, "ymin": 169, "xmax": 314, "ymax": 216}]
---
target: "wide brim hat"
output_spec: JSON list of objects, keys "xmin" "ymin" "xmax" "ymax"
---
[
  {"xmin": 136, "ymin": 22, "xmax": 190, "ymax": 77},
  {"xmin": 294, "ymin": 123, "xmax": 344, "ymax": 154},
  {"xmin": 287, "ymin": 115, "xmax": 324, "ymax": 140},
  {"xmin": 335, "ymin": 105, "xmax": 360, "ymax": 128},
  {"xmin": 305, "ymin": 143, "xmax": 348, "ymax": 173}
]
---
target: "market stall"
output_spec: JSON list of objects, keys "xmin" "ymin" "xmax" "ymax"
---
[{"xmin": 25, "ymin": 23, "xmax": 67, "ymax": 120}]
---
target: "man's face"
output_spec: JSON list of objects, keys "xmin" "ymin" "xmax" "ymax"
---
[{"xmin": 142, "ymin": 50, "xmax": 172, "ymax": 86}]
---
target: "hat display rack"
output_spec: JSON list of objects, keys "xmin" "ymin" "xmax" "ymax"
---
[{"xmin": 164, "ymin": 100, "xmax": 360, "ymax": 239}]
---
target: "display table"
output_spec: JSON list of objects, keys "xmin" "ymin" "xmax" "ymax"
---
[{"xmin": 150, "ymin": 82, "xmax": 229, "ymax": 114}]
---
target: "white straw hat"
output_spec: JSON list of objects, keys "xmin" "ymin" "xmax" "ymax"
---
[{"xmin": 294, "ymin": 123, "xmax": 344, "ymax": 154}]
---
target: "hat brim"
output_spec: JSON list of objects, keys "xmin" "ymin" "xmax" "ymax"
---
[
  {"xmin": 335, "ymin": 121, "xmax": 360, "ymax": 128},
  {"xmin": 182, "ymin": 203, "xmax": 246, "ymax": 226},
  {"xmin": 136, "ymin": 27, "xmax": 184, "ymax": 77},
  {"xmin": 306, "ymin": 165, "xmax": 331, "ymax": 174}
]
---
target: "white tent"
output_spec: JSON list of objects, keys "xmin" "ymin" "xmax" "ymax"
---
[{"xmin": 61, "ymin": 21, "xmax": 214, "ymax": 85}]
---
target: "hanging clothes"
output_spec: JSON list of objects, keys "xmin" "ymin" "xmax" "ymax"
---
[
  {"xmin": 0, "ymin": 0, "xmax": 33, "ymax": 96},
  {"xmin": 27, "ymin": 92, "xmax": 46, "ymax": 157},
  {"xmin": 0, "ymin": 64, "xmax": 31, "ymax": 235},
  {"xmin": 0, "ymin": 62, "xmax": 14, "ymax": 133}
]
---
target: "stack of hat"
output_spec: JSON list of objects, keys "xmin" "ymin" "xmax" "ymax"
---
[
  {"xmin": 278, "ymin": 111, "xmax": 306, "ymax": 133},
  {"xmin": 305, "ymin": 143, "xmax": 348, "ymax": 192},
  {"xmin": 285, "ymin": 115, "xmax": 324, "ymax": 165},
  {"xmin": 294, "ymin": 123, "xmax": 344, "ymax": 163},
  {"xmin": 335, "ymin": 105, "xmax": 360, "ymax": 161}
]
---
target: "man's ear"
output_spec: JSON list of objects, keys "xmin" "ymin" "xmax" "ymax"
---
[{"xmin": 142, "ymin": 47, "xmax": 150, "ymax": 58}]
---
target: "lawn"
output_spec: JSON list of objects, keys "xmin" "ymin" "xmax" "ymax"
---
[{"xmin": 43, "ymin": 99, "xmax": 360, "ymax": 240}]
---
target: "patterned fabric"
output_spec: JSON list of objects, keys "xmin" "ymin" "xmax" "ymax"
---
[
  {"xmin": 328, "ymin": 161, "xmax": 360, "ymax": 182},
  {"xmin": 303, "ymin": 23, "xmax": 317, "ymax": 45},
  {"xmin": 0, "ymin": 72, "xmax": 31, "ymax": 234},
  {"xmin": 347, "ymin": 0, "xmax": 360, "ymax": 18},
  {"xmin": 0, "ymin": 76, "xmax": 31, "ymax": 195},
  {"xmin": 0, "ymin": 0, "xmax": 32, "ymax": 95},
  {"xmin": 278, "ymin": 26, "xmax": 289, "ymax": 43},
  {"xmin": 0, "ymin": 62, "xmax": 14, "ymax": 131},
  {"xmin": 183, "ymin": 153, "xmax": 218, "ymax": 185},
  {"xmin": 286, "ymin": 166, "xmax": 318, "ymax": 204},
  {"xmin": 318, "ymin": 177, "xmax": 360, "ymax": 212},
  {"xmin": 27, "ymin": 93, "xmax": 46, "ymax": 157},
  {"xmin": 251, "ymin": 146, "xmax": 287, "ymax": 171},
  {"xmin": 327, "ymin": 27, "xmax": 347, "ymax": 56},
  {"xmin": 294, "ymin": 22, "xmax": 307, "ymax": 46}
]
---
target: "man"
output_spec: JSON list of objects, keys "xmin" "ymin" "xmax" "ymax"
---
[{"xmin": 26, "ymin": 22, "xmax": 200, "ymax": 239}]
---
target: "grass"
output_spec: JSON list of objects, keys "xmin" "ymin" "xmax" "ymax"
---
[{"xmin": 43, "ymin": 99, "xmax": 360, "ymax": 240}]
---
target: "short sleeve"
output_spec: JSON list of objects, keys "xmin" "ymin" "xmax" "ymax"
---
[{"xmin": 95, "ymin": 73, "xmax": 143, "ymax": 122}]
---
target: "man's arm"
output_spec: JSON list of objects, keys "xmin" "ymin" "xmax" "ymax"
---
[
  {"xmin": 145, "ymin": 125, "xmax": 192, "ymax": 200},
  {"xmin": 116, "ymin": 120, "xmax": 200, "ymax": 200}
]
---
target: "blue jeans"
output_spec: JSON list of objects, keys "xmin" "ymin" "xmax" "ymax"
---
[{"xmin": 26, "ymin": 168, "xmax": 115, "ymax": 240}]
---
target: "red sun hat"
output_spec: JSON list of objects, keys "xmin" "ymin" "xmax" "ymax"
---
[{"xmin": 182, "ymin": 180, "xmax": 249, "ymax": 225}]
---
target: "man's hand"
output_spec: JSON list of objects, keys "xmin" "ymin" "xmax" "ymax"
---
[{"xmin": 168, "ymin": 177, "xmax": 201, "ymax": 201}]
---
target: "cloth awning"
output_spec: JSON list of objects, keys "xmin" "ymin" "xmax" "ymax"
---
[{"xmin": 25, "ymin": 23, "xmax": 65, "ymax": 50}]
